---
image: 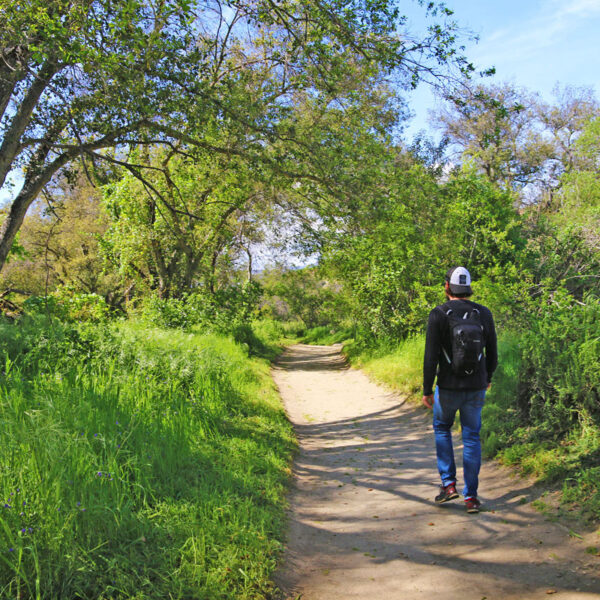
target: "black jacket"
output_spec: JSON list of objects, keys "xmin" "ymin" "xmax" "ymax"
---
[{"xmin": 423, "ymin": 299, "xmax": 498, "ymax": 396}]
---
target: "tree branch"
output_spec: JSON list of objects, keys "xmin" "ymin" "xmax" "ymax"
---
[{"xmin": 0, "ymin": 60, "xmax": 60, "ymax": 189}]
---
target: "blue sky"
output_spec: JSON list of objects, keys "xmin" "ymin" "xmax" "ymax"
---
[{"xmin": 402, "ymin": 0, "xmax": 600, "ymax": 139}]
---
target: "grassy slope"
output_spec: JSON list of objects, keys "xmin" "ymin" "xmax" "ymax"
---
[
  {"xmin": 303, "ymin": 326, "xmax": 600, "ymax": 525},
  {"xmin": 343, "ymin": 336, "xmax": 424, "ymax": 400},
  {"xmin": 0, "ymin": 318, "xmax": 295, "ymax": 599}
]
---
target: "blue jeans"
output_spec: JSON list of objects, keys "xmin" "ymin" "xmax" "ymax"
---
[{"xmin": 433, "ymin": 386, "xmax": 486, "ymax": 499}]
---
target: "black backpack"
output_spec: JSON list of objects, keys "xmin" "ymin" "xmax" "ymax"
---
[{"xmin": 439, "ymin": 305, "xmax": 485, "ymax": 376}]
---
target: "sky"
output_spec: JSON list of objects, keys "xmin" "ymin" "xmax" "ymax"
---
[{"xmin": 402, "ymin": 0, "xmax": 600, "ymax": 140}]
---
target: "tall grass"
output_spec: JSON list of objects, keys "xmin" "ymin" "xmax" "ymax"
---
[
  {"xmin": 301, "ymin": 325, "xmax": 354, "ymax": 346},
  {"xmin": 0, "ymin": 317, "xmax": 295, "ymax": 599},
  {"xmin": 343, "ymin": 335, "xmax": 424, "ymax": 399},
  {"xmin": 248, "ymin": 318, "xmax": 306, "ymax": 348}
]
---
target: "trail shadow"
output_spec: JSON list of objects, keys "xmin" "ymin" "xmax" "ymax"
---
[
  {"xmin": 274, "ymin": 344, "xmax": 349, "ymax": 372},
  {"xmin": 274, "ymin": 345, "xmax": 600, "ymax": 598}
]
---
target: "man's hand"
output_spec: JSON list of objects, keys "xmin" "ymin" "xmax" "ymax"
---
[{"xmin": 422, "ymin": 394, "xmax": 434, "ymax": 409}]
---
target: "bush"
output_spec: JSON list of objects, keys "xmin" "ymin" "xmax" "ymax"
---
[
  {"xmin": 518, "ymin": 289, "xmax": 600, "ymax": 435},
  {"xmin": 139, "ymin": 282, "xmax": 264, "ymax": 333},
  {"xmin": 481, "ymin": 332, "xmax": 522, "ymax": 457},
  {"xmin": 23, "ymin": 288, "xmax": 109, "ymax": 322}
]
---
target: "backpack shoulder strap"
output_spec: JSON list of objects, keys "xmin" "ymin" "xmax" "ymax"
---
[
  {"xmin": 435, "ymin": 304, "xmax": 453, "ymax": 364},
  {"xmin": 436, "ymin": 304, "xmax": 453, "ymax": 317}
]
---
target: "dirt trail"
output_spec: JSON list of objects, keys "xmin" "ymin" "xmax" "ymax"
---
[{"xmin": 272, "ymin": 344, "xmax": 600, "ymax": 600}]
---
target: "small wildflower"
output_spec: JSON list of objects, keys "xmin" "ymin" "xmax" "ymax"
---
[
  {"xmin": 76, "ymin": 502, "xmax": 81, "ymax": 507},
  {"xmin": 94, "ymin": 433, "xmax": 98, "ymax": 438},
  {"xmin": 8, "ymin": 548, "xmax": 14, "ymax": 552},
  {"xmin": 20, "ymin": 528, "xmax": 25, "ymax": 534},
  {"xmin": 117, "ymin": 444, "xmax": 121, "ymax": 448},
  {"xmin": 22, "ymin": 501, "xmax": 26, "ymax": 506},
  {"xmin": 28, "ymin": 528, "xmax": 33, "ymax": 533},
  {"xmin": 97, "ymin": 472, "xmax": 102, "ymax": 477},
  {"xmin": 4, "ymin": 504, "xmax": 10, "ymax": 509},
  {"xmin": 116, "ymin": 420, "xmax": 119, "ymax": 425},
  {"xmin": 19, "ymin": 512, "xmax": 24, "ymax": 516}
]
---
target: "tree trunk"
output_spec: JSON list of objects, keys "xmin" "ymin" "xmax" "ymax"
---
[
  {"xmin": 0, "ymin": 46, "xmax": 31, "ymax": 122},
  {"xmin": 0, "ymin": 61, "xmax": 58, "ymax": 189},
  {"xmin": 0, "ymin": 151, "xmax": 72, "ymax": 272},
  {"xmin": 246, "ymin": 246, "xmax": 253, "ymax": 282}
]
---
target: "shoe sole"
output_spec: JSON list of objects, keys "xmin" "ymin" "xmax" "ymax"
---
[
  {"xmin": 466, "ymin": 507, "xmax": 480, "ymax": 513},
  {"xmin": 435, "ymin": 492, "xmax": 459, "ymax": 504}
]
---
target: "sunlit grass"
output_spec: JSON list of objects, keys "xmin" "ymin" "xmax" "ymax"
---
[
  {"xmin": 301, "ymin": 325, "xmax": 354, "ymax": 346},
  {"xmin": 343, "ymin": 335, "xmax": 424, "ymax": 400},
  {"xmin": 0, "ymin": 317, "xmax": 295, "ymax": 599}
]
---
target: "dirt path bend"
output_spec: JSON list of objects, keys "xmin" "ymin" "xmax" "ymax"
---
[{"xmin": 272, "ymin": 344, "xmax": 600, "ymax": 600}]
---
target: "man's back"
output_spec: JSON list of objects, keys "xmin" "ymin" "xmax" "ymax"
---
[{"xmin": 423, "ymin": 298, "xmax": 497, "ymax": 396}]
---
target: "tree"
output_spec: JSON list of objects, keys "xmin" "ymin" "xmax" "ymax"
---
[
  {"xmin": 0, "ymin": 0, "xmax": 475, "ymax": 274},
  {"xmin": 535, "ymin": 85, "xmax": 599, "ymax": 184},
  {"xmin": 261, "ymin": 265, "xmax": 349, "ymax": 328},
  {"xmin": 0, "ymin": 0, "xmax": 205, "ymax": 269},
  {"xmin": 553, "ymin": 116, "xmax": 600, "ymax": 260},
  {"xmin": 435, "ymin": 82, "xmax": 552, "ymax": 192},
  {"xmin": 320, "ymin": 151, "xmax": 523, "ymax": 337},
  {"xmin": 0, "ymin": 175, "xmax": 124, "ymax": 306},
  {"xmin": 101, "ymin": 147, "xmax": 265, "ymax": 298},
  {"xmin": 435, "ymin": 82, "xmax": 599, "ymax": 203}
]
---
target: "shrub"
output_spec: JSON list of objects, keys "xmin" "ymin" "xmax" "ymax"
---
[
  {"xmin": 23, "ymin": 288, "xmax": 109, "ymax": 322},
  {"xmin": 481, "ymin": 332, "xmax": 522, "ymax": 456},
  {"xmin": 139, "ymin": 282, "xmax": 264, "ymax": 333},
  {"xmin": 518, "ymin": 289, "xmax": 600, "ymax": 435}
]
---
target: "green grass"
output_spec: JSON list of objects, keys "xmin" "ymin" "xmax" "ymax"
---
[
  {"xmin": 497, "ymin": 417, "xmax": 600, "ymax": 523},
  {"xmin": 480, "ymin": 332, "xmax": 522, "ymax": 457},
  {"xmin": 250, "ymin": 318, "xmax": 305, "ymax": 347},
  {"xmin": 0, "ymin": 317, "xmax": 295, "ymax": 599},
  {"xmin": 301, "ymin": 325, "xmax": 354, "ymax": 346},
  {"xmin": 343, "ymin": 335, "xmax": 424, "ymax": 400}
]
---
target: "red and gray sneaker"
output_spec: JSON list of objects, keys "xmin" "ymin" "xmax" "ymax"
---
[
  {"xmin": 465, "ymin": 497, "xmax": 481, "ymax": 513},
  {"xmin": 435, "ymin": 483, "xmax": 459, "ymax": 503}
]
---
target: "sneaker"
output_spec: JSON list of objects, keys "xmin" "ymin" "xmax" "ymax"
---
[
  {"xmin": 465, "ymin": 497, "xmax": 481, "ymax": 513},
  {"xmin": 435, "ymin": 483, "xmax": 459, "ymax": 503}
]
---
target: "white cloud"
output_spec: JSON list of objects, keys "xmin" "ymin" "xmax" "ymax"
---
[
  {"xmin": 552, "ymin": 0, "xmax": 600, "ymax": 18},
  {"xmin": 476, "ymin": 0, "xmax": 600, "ymax": 65}
]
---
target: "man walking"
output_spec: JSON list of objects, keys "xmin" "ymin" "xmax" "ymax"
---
[{"xmin": 422, "ymin": 267, "xmax": 498, "ymax": 513}]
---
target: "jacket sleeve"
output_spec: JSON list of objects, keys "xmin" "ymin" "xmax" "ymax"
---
[
  {"xmin": 423, "ymin": 308, "xmax": 442, "ymax": 396},
  {"xmin": 485, "ymin": 310, "xmax": 498, "ymax": 383}
]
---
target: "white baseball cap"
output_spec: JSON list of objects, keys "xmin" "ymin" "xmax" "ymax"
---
[{"xmin": 445, "ymin": 266, "xmax": 472, "ymax": 294}]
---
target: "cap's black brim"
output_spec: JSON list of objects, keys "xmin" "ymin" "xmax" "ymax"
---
[{"xmin": 449, "ymin": 284, "xmax": 472, "ymax": 294}]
